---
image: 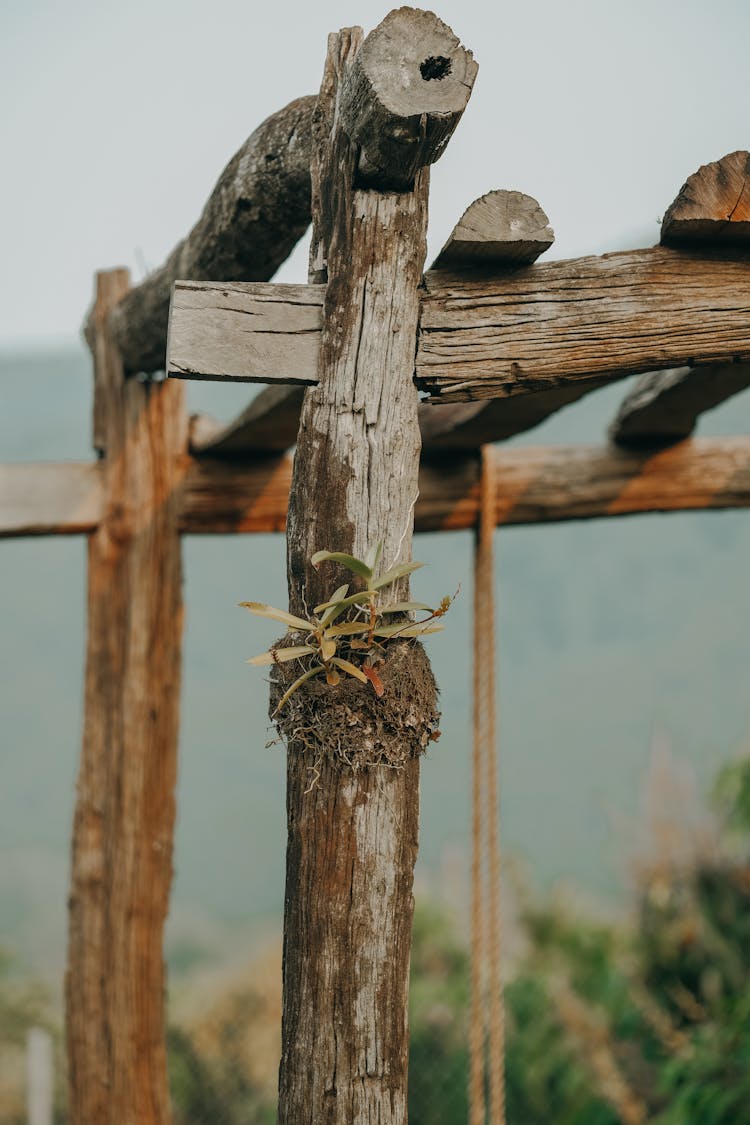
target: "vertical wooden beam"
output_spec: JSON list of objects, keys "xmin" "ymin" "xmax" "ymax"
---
[
  {"xmin": 66, "ymin": 269, "xmax": 187, "ymax": 1124},
  {"xmin": 278, "ymin": 13, "xmax": 474, "ymax": 1123}
]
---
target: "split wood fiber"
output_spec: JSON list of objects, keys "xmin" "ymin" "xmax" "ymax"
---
[{"xmin": 66, "ymin": 270, "xmax": 187, "ymax": 1125}]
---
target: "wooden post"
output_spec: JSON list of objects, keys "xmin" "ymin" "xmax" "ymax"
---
[
  {"xmin": 66, "ymin": 269, "xmax": 187, "ymax": 1124},
  {"xmin": 277, "ymin": 13, "xmax": 475, "ymax": 1123}
]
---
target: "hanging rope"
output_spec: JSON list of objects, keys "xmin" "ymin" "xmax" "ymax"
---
[{"xmin": 469, "ymin": 445, "xmax": 506, "ymax": 1125}]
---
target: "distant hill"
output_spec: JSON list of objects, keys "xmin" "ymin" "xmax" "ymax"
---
[{"xmin": 2, "ymin": 343, "xmax": 749, "ymax": 978}]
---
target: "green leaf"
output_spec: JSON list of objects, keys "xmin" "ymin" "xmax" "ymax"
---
[
  {"xmin": 330, "ymin": 657, "xmax": 368, "ymax": 684},
  {"xmin": 371, "ymin": 561, "xmax": 425, "ymax": 590},
  {"xmin": 379, "ymin": 601, "xmax": 434, "ymax": 615},
  {"xmin": 311, "ymin": 550, "xmax": 372, "ymax": 580},
  {"xmin": 364, "ymin": 541, "xmax": 383, "ymax": 572},
  {"xmin": 239, "ymin": 601, "xmax": 311, "ymax": 633},
  {"xmin": 374, "ymin": 622, "xmax": 444, "ymax": 638},
  {"xmin": 247, "ymin": 644, "xmax": 316, "ymax": 666},
  {"xmin": 325, "ymin": 621, "xmax": 372, "ymax": 637},
  {"xmin": 313, "ymin": 585, "xmax": 349, "ymax": 615},
  {"xmin": 316, "ymin": 590, "xmax": 372, "ymax": 627},
  {"xmin": 274, "ymin": 665, "xmax": 324, "ymax": 713}
]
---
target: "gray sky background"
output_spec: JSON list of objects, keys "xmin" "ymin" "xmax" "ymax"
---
[{"xmin": 1, "ymin": 0, "xmax": 748, "ymax": 347}]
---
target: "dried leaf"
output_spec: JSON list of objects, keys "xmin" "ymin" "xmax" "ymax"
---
[
  {"xmin": 330, "ymin": 657, "xmax": 368, "ymax": 684},
  {"xmin": 362, "ymin": 662, "xmax": 385, "ymax": 697}
]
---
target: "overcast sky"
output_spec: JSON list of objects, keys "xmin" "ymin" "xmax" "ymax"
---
[{"xmin": 1, "ymin": 0, "xmax": 748, "ymax": 347}]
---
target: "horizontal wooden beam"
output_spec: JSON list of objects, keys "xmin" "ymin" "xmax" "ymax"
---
[
  {"xmin": 5, "ymin": 437, "xmax": 750, "ymax": 539},
  {"xmin": 610, "ymin": 362, "xmax": 750, "ymax": 448},
  {"xmin": 0, "ymin": 462, "xmax": 103, "ymax": 537},
  {"xmin": 418, "ymin": 246, "xmax": 750, "ymax": 401},
  {"xmin": 179, "ymin": 436, "xmax": 750, "ymax": 533},
  {"xmin": 168, "ymin": 247, "xmax": 750, "ymax": 405},
  {"xmin": 168, "ymin": 281, "xmax": 323, "ymax": 384}
]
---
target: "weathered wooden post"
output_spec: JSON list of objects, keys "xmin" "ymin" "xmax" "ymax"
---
[
  {"xmin": 66, "ymin": 270, "xmax": 188, "ymax": 1124},
  {"xmin": 277, "ymin": 12, "xmax": 475, "ymax": 1121}
]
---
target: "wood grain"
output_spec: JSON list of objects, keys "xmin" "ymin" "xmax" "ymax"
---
[
  {"xmin": 0, "ymin": 462, "xmax": 102, "ymax": 537},
  {"xmin": 167, "ymin": 280, "xmax": 322, "ymax": 384},
  {"xmin": 66, "ymin": 270, "xmax": 187, "ymax": 1125},
  {"xmin": 91, "ymin": 96, "xmax": 315, "ymax": 377},
  {"xmin": 609, "ymin": 362, "xmax": 750, "ymax": 448},
  {"xmin": 662, "ymin": 150, "xmax": 750, "ymax": 245},
  {"xmin": 432, "ymin": 189, "xmax": 553, "ymax": 269},
  {"xmin": 278, "ymin": 23, "xmax": 442, "ymax": 1124},
  {"xmin": 418, "ymin": 247, "xmax": 750, "ymax": 401},
  {"xmin": 339, "ymin": 7, "xmax": 477, "ymax": 189}
]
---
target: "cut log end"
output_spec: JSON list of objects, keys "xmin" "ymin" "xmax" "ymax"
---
[
  {"xmin": 661, "ymin": 150, "xmax": 750, "ymax": 246},
  {"xmin": 339, "ymin": 6, "xmax": 477, "ymax": 189},
  {"xmin": 432, "ymin": 189, "xmax": 554, "ymax": 269}
]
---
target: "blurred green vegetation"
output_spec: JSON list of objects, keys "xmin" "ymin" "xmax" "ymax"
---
[{"xmin": 2, "ymin": 754, "xmax": 749, "ymax": 1122}]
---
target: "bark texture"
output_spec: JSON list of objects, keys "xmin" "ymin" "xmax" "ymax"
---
[
  {"xmin": 66, "ymin": 269, "xmax": 187, "ymax": 1125},
  {"xmin": 94, "ymin": 96, "xmax": 315, "ymax": 376},
  {"xmin": 661, "ymin": 150, "xmax": 750, "ymax": 245},
  {"xmin": 277, "ymin": 23, "xmax": 446, "ymax": 1124}
]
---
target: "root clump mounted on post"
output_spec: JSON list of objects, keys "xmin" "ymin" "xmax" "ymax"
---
[{"xmin": 270, "ymin": 638, "xmax": 439, "ymax": 773}]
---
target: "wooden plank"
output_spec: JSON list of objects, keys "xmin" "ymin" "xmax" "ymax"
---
[
  {"xmin": 180, "ymin": 436, "xmax": 750, "ymax": 533},
  {"xmin": 84, "ymin": 97, "xmax": 316, "ymax": 378},
  {"xmin": 418, "ymin": 247, "xmax": 750, "ymax": 402},
  {"xmin": 610, "ymin": 362, "xmax": 750, "ymax": 448},
  {"xmin": 171, "ymin": 246, "xmax": 750, "ymax": 406},
  {"xmin": 167, "ymin": 280, "xmax": 323, "ymax": 384},
  {"xmin": 432, "ymin": 189, "xmax": 553, "ymax": 269},
  {"xmin": 67, "ymin": 269, "xmax": 187, "ymax": 1125},
  {"xmin": 662, "ymin": 151, "xmax": 750, "ymax": 246},
  {"xmin": 0, "ymin": 462, "xmax": 102, "ymax": 537}
]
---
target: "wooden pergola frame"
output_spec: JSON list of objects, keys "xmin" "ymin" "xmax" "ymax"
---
[{"xmin": 2, "ymin": 9, "xmax": 749, "ymax": 1124}]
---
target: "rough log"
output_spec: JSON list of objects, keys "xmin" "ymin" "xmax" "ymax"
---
[
  {"xmin": 276, "ymin": 16, "xmax": 461, "ymax": 1122},
  {"xmin": 610, "ymin": 362, "xmax": 750, "ymax": 448},
  {"xmin": 418, "ymin": 246, "xmax": 750, "ymax": 402},
  {"xmin": 66, "ymin": 270, "xmax": 187, "ymax": 1125},
  {"xmin": 189, "ymin": 386, "xmax": 306, "ymax": 455},
  {"xmin": 89, "ymin": 97, "xmax": 315, "ymax": 377},
  {"xmin": 0, "ymin": 462, "xmax": 102, "ymax": 537},
  {"xmin": 167, "ymin": 280, "xmax": 322, "ymax": 384},
  {"xmin": 432, "ymin": 189, "xmax": 553, "ymax": 269},
  {"xmin": 661, "ymin": 151, "xmax": 750, "ymax": 246},
  {"xmin": 338, "ymin": 6, "xmax": 477, "ymax": 190},
  {"xmin": 181, "ymin": 437, "xmax": 750, "ymax": 533}
]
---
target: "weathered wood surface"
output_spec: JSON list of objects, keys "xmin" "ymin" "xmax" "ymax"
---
[
  {"xmin": 91, "ymin": 97, "xmax": 315, "ymax": 376},
  {"xmin": 6, "ymin": 435, "xmax": 750, "ymax": 540},
  {"xmin": 418, "ymin": 247, "xmax": 750, "ymax": 402},
  {"xmin": 169, "ymin": 247, "xmax": 750, "ymax": 402},
  {"xmin": 190, "ymin": 386, "xmax": 306, "ymax": 455},
  {"xmin": 338, "ymin": 6, "xmax": 477, "ymax": 189},
  {"xmin": 0, "ymin": 462, "xmax": 102, "ymax": 537},
  {"xmin": 277, "ymin": 15, "xmax": 458, "ymax": 1121},
  {"xmin": 662, "ymin": 151, "xmax": 750, "ymax": 246},
  {"xmin": 167, "ymin": 280, "xmax": 322, "ymax": 384},
  {"xmin": 610, "ymin": 362, "xmax": 750, "ymax": 448},
  {"xmin": 178, "ymin": 436, "xmax": 750, "ymax": 533},
  {"xmin": 432, "ymin": 189, "xmax": 553, "ymax": 269},
  {"xmin": 67, "ymin": 269, "xmax": 187, "ymax": 1125}
]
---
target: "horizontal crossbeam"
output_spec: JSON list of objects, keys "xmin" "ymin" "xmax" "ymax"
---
[
  {"xmin": 167, "ymin": 247, "xmax": 750, "ymax": 406},
  {"xmin": 5, "ymin": 436, "xmax": 750, "ymax": 538}
]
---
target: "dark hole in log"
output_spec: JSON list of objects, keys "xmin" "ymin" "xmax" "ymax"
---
[{"xmin": 420, "ymin": 55, "xmax": 452, "ymax": 81}]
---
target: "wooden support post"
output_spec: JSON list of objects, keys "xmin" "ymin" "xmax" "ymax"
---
[
  {"xmin": 277, "ymin": 14, "xmax": 475, "ymax": 1123},
  {"xmin": 66, "ymin": 269, "xmax": 187, "ymax": 1124}
]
